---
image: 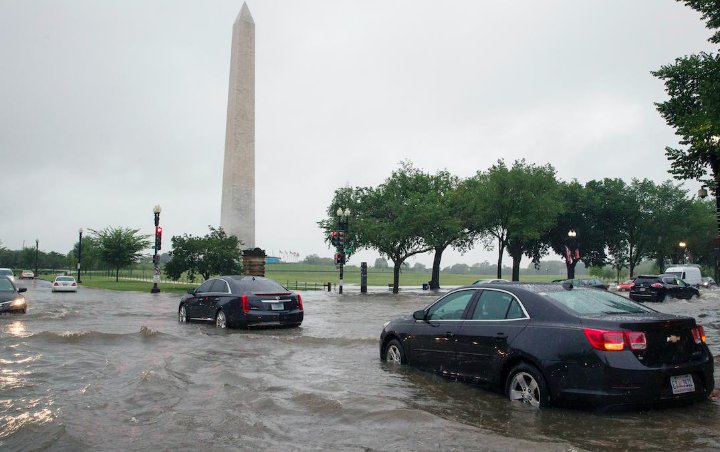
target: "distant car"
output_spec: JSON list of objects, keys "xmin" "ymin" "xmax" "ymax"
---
[
  {"xmin": 629, "ymin": 274, "xmax": 700, "ymax": 302},
  {"xmin": 20, "ymin": 270, "xmax": 35, "ymax": 279},
  {"xmin": 52, "ymin": 276, "xmax": 78, "ymax": 292},
  {"xmin": 0, "ymin": 268, "xmax": 15, "ymax": 283},
  {"xmin": 702, "ymin": 277, "xmax": 716, "ymax": 289},
  {"xmin": 554, "ymin": 279, "xmax": 609, "ymax": 290},
  {"xmin": 0, "ymin": 275, "xmax": 27, "ymax": 314},
  {"xmin": 616, "ymin": 279, "xmax": 635, "ymax": 292},
  {"xmin": 379, "ymin": 283, "xmax": 714, "ymax": 409},
  {"xmin": 472, "ymin": 279, "xmax": 510, "ymax": 285},
  {"xmin": 178, "ymin": 275, "xmax": 303, "ymax": 329}
]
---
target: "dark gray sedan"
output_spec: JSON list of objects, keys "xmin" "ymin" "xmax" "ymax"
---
[
  {"xmin": 177, "ymin": 275, "xmax": 303, "ymax": 328},
  {"xmin": 0, "ymin": 276, "xmax": 27, "ymax": 314}
]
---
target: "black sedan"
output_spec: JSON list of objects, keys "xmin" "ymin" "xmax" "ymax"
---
[
  {"xmin": 0, "ymin": 276, "xmax": 27, "ymax": 314},
  {"xmin": 379, "ymin": 283, "xmax": 714, "ymax": 409},
  {"xmin": 629, "ymin": 274, "xmax": 700, "ymax": 302},
  {"xmin": 178, "ymin": 275, "xmax": 303, "ymax": 328}
]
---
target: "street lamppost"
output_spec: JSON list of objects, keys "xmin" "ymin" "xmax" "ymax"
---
[
  {"xmin": 566, "ymin": 229, "xmax": 578, "ymax": 279},
  {"xmin": 34, "ymin": 239, "xmax": 39, "ymax": 278},
  {"xmin": 678, "ymin": 241, "xmax": 687, "ymax": 264},
  {"xmin": 697, "ymin": 184, "xmax": 718, "ymax": 281},
  {"xmin": 151, "ymin": 205, "xmax": 162, "ymax": 294},
  {"xmin": 77, "ymin": 228, "xmax": 83, "ymax": 283},
  {"xmin": 336, "ymin": 207, "xmax": 350, "ymax": 295}
]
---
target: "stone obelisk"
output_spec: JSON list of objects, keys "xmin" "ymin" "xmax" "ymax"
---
[{"xmin": 221, "ymin": 2, "xmax": 255, "ymax": 249}]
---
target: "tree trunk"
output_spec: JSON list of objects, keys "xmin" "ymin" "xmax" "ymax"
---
[
  {"xmin": 629, "ymin": 243, "xmax": 635, "ymax": 277},
  {"xmin": 392, "ymin": 260, "xmax": 401, "ymax": 294},
  {"xmin": 115, "ymin": 267, "xmax": 119, "ymax": 282},
  {"xmin": 496, "ymin": 238, "xmax": 504, "ymax": 279},
  {"xmin": 511, "ymin": 254, "xmax": 521, "ymax": 281},
  {"xmin": 429, "ymin": 246, "xmax": 446, "ymax": 290}
]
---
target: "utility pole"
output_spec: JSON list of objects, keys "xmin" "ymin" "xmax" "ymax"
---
[
  {"xmin": 151, "ymin": 205, "xmax": 162, "ymax": 294},
  {"xmin": 335, "ymin": 207, "xmax": 351, "ymax": 294}
]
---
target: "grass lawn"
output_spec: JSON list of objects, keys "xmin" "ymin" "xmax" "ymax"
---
[{"xmin": 37, "ymin": 274, "xmax": 196, "ymax": 294}]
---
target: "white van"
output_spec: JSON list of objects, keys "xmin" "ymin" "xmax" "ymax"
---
[{"xmin": 664, "ymin": 266, "xmax": 702, "ymax": 287}]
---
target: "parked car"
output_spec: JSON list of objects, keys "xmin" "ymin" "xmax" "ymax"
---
[
  {"xmin": 51, "ymin": 276, "xmax": 78, "ymax": 292},
  {"xmin": 472, "ymin": 279, "xmax": 510, "ymax": 285},
  {"xmin": 702, "ymin": 277, "xmax": 716, "ymax": 288},
  {"xmin": 629, "ymin": 275, "xmax": 700, "ymax": 302},
  {"xmin": 554, "ymin": 278, "xmax": 609, "ymax": 290},
  {"xmin": 0, "ymin": 275, "xmax": 27, "ymax": 314},
  {"xmin": 616, "ymin": 279, "xmax": 635, "ymax": 292},
  {"xmin": 664, "ymin": 266, "xmax": 702, "ymax": 287},
  {"xmin": 379, "ymin": 283, "xmax": 714, "ymax": 409},
  {"xmin": 178, "ymin": 275, "xmax": 303, "ymax": 329},
  {"xmin": 0, "ymin": 268, "xmax": 15, "ymax": 283},
  {"xmin": 20, "ymin": 270, "xmax": 35, "ymax": 279}
]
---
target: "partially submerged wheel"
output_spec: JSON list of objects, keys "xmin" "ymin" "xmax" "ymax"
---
[
  {"xmin": 178, "ymin": 305, "xmax": 188, "ymax": 323},
  {"xmin": 506, "ymin": 363, "xmax": 550, "ymax": 408},
  {"xmin": 215, "ymin": 309, "xmax": 227, "ymax": 329},
  {"xmin": 383, "ymin": 338, "xmax": 405, "ymax": 364}
]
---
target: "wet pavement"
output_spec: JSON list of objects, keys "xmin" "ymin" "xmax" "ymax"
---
[{"xmin": 1, "ymin": 280, "xmax": 719, "ymax": 451}]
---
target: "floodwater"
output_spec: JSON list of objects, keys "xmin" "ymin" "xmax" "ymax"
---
[{"xmin": 1, "ymin": 281, "xmax": 719, "ymax": 451}]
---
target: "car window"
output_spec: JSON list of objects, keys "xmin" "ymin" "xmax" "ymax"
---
[
  {"xmin": 471, "ymin": 290, "xmax": 520, "ymax": 320},
  {"xmin": 427, "ymin": 290, "xmax": 475, "ymax": 321},
  {"xmin": 0, "ymin": 278, "xmax": 14, "ymax": 291},
  {"xmin": 210, "ymin": 279, "xmax": 229, "ymax": 293},
  {"xmin": 545, "ymin": 290, "xmax": 653, "ymax": 315},
  {"xmin": 197, "ymin": 280, "xmax": 214, "ymax": 293},
  {"xmin": 0, "ymin": 269, "xmax": 12, "ymax": 276},
  {"xmin": 662, "ymin": 277, "xmax": 677, "ymax": 285},
  {"xmin": 677, "ymin": 279, "xmax": 687, "ymax": 287},
  {"xmin": 237, "ymin": 278, "xmax": 288, "ymax": 293}
]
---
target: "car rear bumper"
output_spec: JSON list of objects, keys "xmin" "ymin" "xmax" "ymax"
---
[
  {"xmin": 629, "ymin": 292, "xmax": 661, "ymax": 302},
  {"xmin": 243, "ymin": 310, "xmax": 303, "ymax": 327},
  {"xmin": 548, "ymin": 357, "xmax": 715, "ymax": 408},
  {"xmin": 52, "ymin": 286, "xmax": 77, "ymax": 292}
]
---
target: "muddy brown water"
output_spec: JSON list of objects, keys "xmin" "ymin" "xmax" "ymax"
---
[{"xmin": 1, "ymin": 280, "xmax": 719, "ymax": 451}]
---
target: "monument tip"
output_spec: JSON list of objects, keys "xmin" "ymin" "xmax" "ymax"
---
[{"xmin": 236, "ymin": 2, "xmax": 254, "ymax": 24}]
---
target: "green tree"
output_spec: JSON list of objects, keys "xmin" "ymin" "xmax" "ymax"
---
[
  {"xmin": 374, "ymin": 257, "xmax": 389, "ymax": 269},
  {"xmin": 165, "ymin": 226, "xmax": 242, "ymax": 282},
  {"xmin": 91, "ymin": 227, "xmax": 151, "ymax": 281},
  {"xmin": 463, "ymin": 160, "xmax": 563, "ymax": 281}
]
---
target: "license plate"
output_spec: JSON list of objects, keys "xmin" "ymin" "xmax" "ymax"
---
[
  {"xmin": 670, "ymin": 374, "xmax": 695, "ymax": 394},
  {"xmin": 639, "ymin": 288, "xmax": 645, "ymax": 292},
  {"xmin": 270, "ymin": 303, "xmax": 284, "ymax": 311}
]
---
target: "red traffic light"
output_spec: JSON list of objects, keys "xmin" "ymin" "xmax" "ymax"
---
[{"xmin": 156, "ymin": 226, "xmax": 163, "ymax": 234}]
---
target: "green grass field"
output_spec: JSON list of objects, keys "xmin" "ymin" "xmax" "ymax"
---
[{"xmin": 37, "ymin": 274, "xmax": 196, "ymax": 293}]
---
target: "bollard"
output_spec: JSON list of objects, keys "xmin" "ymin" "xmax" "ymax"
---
[{"xmin": 360, "ymin": 262, "xmax": 367, "ymax": 294}]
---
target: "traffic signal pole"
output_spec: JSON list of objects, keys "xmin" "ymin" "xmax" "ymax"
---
[{"xmin": 151, "ymin": 205, "xmax": 162, "ymax": 294}]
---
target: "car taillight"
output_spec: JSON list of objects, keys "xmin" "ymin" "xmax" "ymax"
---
[
  {"xmin": 241, "ymin": 295, "xmax": 250, "ymax": 313},
  {"xmin": 297, "ymin": 294, "xmax": 303, "ymax": 311},
  {"xmin": 72, "ymin": 282, "xmax": 76, "ymax": 286},
  {"xmin": 583, "ymin": 328, "xmax": 647, "ymax": 351},
  {"xmin": 651, "ymin": 283, "xmax": 663, "ymax": 288},
  {"xmin": 691, "ymin": 325, "xmax": 706, "ymax": 344},
  {"xmin": 53, "ymin": 282, "xmax": 59, "ymax": 286}
]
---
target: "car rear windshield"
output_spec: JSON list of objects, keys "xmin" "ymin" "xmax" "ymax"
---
[
  {"xmin": 543, "ymin": 289, "xmax": 654, "ymax": 315},
  {"xmin": 240, "ymin": 279, "xmax": 288, "ymax": 293},
  {"xmin": 56, "ymin": 276, "xmax": 74, "ymax": 282}
]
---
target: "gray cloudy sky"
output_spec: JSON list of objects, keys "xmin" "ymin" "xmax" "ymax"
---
[{"xmin": 0, "ymin": 0, "xmax": 715, "ymax": 268}]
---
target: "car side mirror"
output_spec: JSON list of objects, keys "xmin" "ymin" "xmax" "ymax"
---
[
  {"xmin": 18, "ymin": 287, "xmax": 27, "ymax": 293},
  {"xmin": 412, "ymin": 310, "xmax": 426, "ymax": 321},
  {"xmin": 187, "ymin": 288, "xmax": 196, "ymax": 294}
]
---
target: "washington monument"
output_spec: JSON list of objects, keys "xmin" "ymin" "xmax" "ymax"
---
[{"xmin": 220, "ymin": 2, "xmax": 255, "ymax": 248}]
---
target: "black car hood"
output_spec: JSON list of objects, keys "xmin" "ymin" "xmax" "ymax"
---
[{"xmin": 0, "ymin": 290, "xmax": 20, "ymax": 302}]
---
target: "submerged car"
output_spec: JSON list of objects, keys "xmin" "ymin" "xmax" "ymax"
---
[
  {"xmin": 702, "ymin": 277, "xmax": 716, "ymax": 289},
  {"xmin": 629, "ymin": 275, "xmax": 700, "ymax": 302},
  {"xmin": 178, "ymin": 275, "xmax": 303, "ymax": 329},
  {"xmin": 0, "ymin": 275, "xmax": 27, "ymax": 314},
  {"xmin": 616, "ymin": 279, "xmax": 635, "ymax": 292},
  {"xmin": 52, "ymin": 276, "xmax": 78, "ymax": 292},
  {"xmin": 20, "ymin": 270, "xmax": 35, "ymax": 279},
  {"xmin": 379, "ymin": 283, "xmax": 714, "ymax": 409},
  {"xmin": 554, "ymin": 278, "xmax": 609, "ymax": 290}
]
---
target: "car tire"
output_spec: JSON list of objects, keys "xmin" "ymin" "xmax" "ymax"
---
[
  {"xmin": 215, "ymin": 309, "xmax": 227, "ymax": 329},
  {"xmin": 383, "ymin": 338, "xmax": 406, "ymax": 364},
  {"xmin": 178, "ymin": 305, "xmax": 188, "ymax": 323},
  {"xmin": 505, "ymin": 363, "xmax": 550, "ymax": 408},
  {"xmin": 691, "ymin": 292, "xmax": 700, "ymax": 301}
]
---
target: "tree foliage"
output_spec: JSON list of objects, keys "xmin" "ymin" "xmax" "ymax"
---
[
  {"xmin": 91, "ymin": 227, "xmax": 151, "ymax": 281},
  {"xmin": 165, "ymin": 226, "xmax": 242, "ymax": 282}
]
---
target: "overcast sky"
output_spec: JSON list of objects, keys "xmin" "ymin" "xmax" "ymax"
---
[{"xmin": 0, "ymin": 0, "xmax": 715, "ymax": 268}]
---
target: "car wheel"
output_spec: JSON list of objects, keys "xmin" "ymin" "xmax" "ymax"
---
[
  {"xmin": 691, "ymin": 292, "xmax": 700, "ymax": 301},
  {"xmin": 383, "ymin": 338, "xmax": 406, "ymax": 364},
  {"xmin": 506, "ymin": 363, "xmax": 550, "ymax": 408},
  {"xmin": 178, "ymin": 305, "xmax": 188, "ymax": 323},
  {"xmin": 215, "ymin": 309, "xmax": 227, "ymax": 329}
]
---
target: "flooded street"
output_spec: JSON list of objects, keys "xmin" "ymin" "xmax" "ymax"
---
[{"xmin": 2, "ymin": 281, "xmax": 719, "ymax": 451}]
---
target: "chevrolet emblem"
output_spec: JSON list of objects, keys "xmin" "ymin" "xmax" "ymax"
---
[{"xmin": 667, "ymin": 335, "xmax": 681, "ymax": 343}]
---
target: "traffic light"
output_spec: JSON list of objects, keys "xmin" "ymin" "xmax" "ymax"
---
[
  {"xmin": 337, "ymin": 231, "xmax": 346, "ymax": 247},
  {"xmin": 330, "ymin": 231, "xmax": 339, "ymax": 247},
  {"xmin": 155, "ymin": 226, "xmax": 163, "ymax": 250},
  {"xmin": 334, "ymin": 253, "xmax": 345, "ymax": 265}
]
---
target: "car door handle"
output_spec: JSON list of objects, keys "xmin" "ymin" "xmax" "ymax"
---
[{"xmin": 445, "ymin": 331, "xmax": 455, "ymax": 338}]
